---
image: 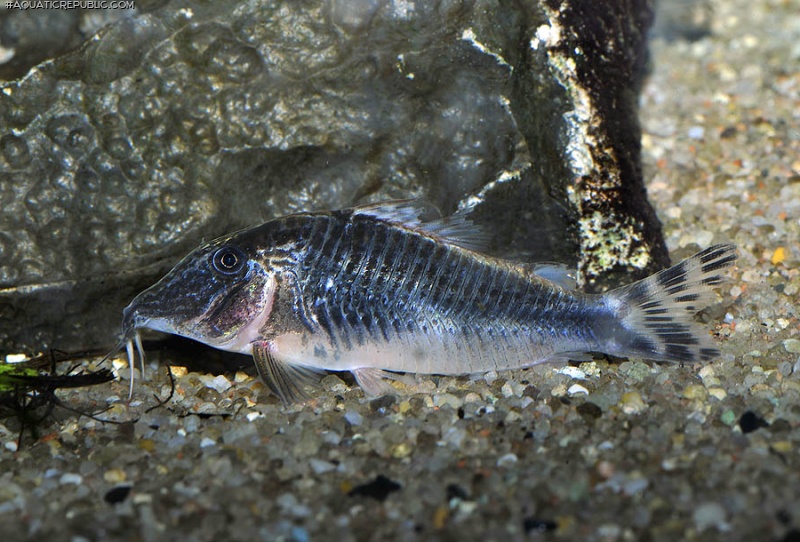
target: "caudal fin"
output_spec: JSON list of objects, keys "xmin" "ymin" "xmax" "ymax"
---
[{"xmin": 601, "ymin": 244, "xmax": 737, "ymax": 363}]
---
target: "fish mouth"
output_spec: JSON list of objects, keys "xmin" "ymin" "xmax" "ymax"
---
[
  {"xmin": 98, "ymin": 328, "xmax": 146, "ymax": 401},
  {"xmin": 98, "ymin": 302, "xmax": 151, "ymax": 400},
  {"xmin": 123, "ymin": 331, "xmax": 147, "ymax": 399}
]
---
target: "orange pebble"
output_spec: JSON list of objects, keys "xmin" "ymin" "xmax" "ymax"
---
[{"xmin": 772, "ymin": 247, "xmax": 786, "ymax": 265}]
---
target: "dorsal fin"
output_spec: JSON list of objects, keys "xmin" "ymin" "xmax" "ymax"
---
[
  {"xmin": 351, "ymin": 199, "xmax": 432, "ymax": 228},
  {"xmin": 352, "ymin": 200, "xmax": 490, "ymax": 252},
  {"xmin": 422, "ymin": 210, "xmax": 491, "ymax": 252}
]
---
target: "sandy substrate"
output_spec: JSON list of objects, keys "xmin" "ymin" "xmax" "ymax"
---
[{"xmin": 1, "ymin": 1, "xmax": 799, "ymax": 540}]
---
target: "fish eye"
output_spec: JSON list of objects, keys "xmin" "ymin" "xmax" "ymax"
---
[{"xmin": 212, "ymin": 246, "xmax": 246, "ymax": 275}]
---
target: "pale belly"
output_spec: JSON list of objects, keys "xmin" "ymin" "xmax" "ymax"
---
[{"xmin": 251, "ymin": 326, "xmax": 580, "ymax": 376}]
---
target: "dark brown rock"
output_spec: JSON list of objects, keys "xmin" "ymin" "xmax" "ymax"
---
[{"xmin": 0, "ymin": 0, "xmax": 665, "ymax": 355}]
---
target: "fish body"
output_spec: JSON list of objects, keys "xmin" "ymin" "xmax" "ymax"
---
[{"xmin": 121, "ymin": 201, "xmax": 736, "ymax": 403}]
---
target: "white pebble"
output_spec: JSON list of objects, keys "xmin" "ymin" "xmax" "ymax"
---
[
  {"xmin": 567, "ymin": 384, "xmax": 589, "ymax": 396},
  {"xmin": 741, "ymin": 269, "xmax": 763, "ymax": 283},
  {"xmin": 321, "ymin": 430, "xmax": 342, "ymax": 446},
  {"xmin": 59, "ymin": 473, "xmax": 83, "ymax": 485},
  {"xmin": 4, "ymin": 353, "xmax": 28, "ymax": 363},
  {"xmin": 783, "ymin": 339, "xmax": 800, "ymax": 354},
  {"xmin": 344, "ymin": 410, "xmax": 363, "ymax": 426},
  {"xmin": 661, "ymin": 458, "xmax": 678, "ymax": 471},
  {"xmin": 623, "ymin": 476, "xmax": 649, "ymax": 496},
  {"xmin": 442, "ymin": 426, "xmax": 466, "ymax": 448},
  {"xmin": 698, "ymin": 365, "xmax": 716, "ymax": 380},
  {"xmin": 708, "ymin": 388, "xmax": 727, "ymax": 401},
  {"xmin": 199, "ymin": 437, "xmax": 217, "ymax": 448},
  {"xmin": 550, "ymin": 384, "xmax": 568, "ymax": 397},
  {"xmin": 433, "ymin": 393, "xmax": 463, "ymax": 409},
  {"xmin": 501, "ymin": 381, "xmax": 515, "ymax": 397},
  {"xmin": 496, "ymin": 453, "xmax": 518, "ymax": 467},
  {"xmin": 132, "ymin": 493, "xmax": 153, "ymax": 505},
  {"xmin": 557, "ymin": 366, "xmax": 587, "ymax": 380},
  {"xmin": 309, "ymin": 458, "xmax": 336, "ymax": 475},
  {"xmin": 203, "ymin": 375, "xmax": 232, "ymax": 393},
  {"xmin": 597, "ymin": 524, "xmax": 621, "ymax": 538},
  {"xmin": 246, "ymin": 411, "xmax": 265, "ymax": 422},
  {"xmin": 687, "ymin": 125, "xmax": 705, "ymax": 139},
  {"xmin": 693, "ymin": 502, "xmax": 728, "ymax": 531},
  {"xmin": 724, "ymin": 312, "xmax": 735, "ymax": 323}
]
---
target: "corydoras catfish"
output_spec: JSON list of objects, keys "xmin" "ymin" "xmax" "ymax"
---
[{"xmin": 118, "ymin": 201, "xmax": 736, "ymax": 404}]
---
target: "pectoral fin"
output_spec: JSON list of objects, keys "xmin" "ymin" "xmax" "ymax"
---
[
  {"xmin": 539, "ymin": 351, "xmax": 595, "ymax": 365},
  {"xmin": 252, "ymin": 341, "xmax": 324, "ymax": 405},
  {"xmin": 352, "ymin": 367, "xmax": 397, "ymax": 397}
]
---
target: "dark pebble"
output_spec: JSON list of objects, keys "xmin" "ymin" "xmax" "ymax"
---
[
  {"xmin": 523, "ymin": 517, "xmax": 557, "ymax": 534},
  {"xmin": 104, "ymin": 485, "xmax": 132, "ymax": 505},
  {"xmin": 739, "ymin": 411, "xmax": 769, "ymax": 434},
  {"xmin": 369, "ymin": 394, "xmax": 396, "ymax": 412},
  {"xmin": 446, "ymin": 484, "xmax": 469, "ymax": 501},
  {"xmin": 522, "ymin": 386, "xmax": 539, "ymax": 399},
  {"xmin": 577, "ymin": 402, "xmax": 603, "ymax": 419},
  {"xmin": 776, "ymin": 509, "xmax": 792, "ymax": 526},
  {"xmin": 348, "ymin": 475, "xmax": 402, "ymax": 502}
]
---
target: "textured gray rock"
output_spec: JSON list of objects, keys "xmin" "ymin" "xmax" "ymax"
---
[
  {"xmin": 0, "ymin": 0, "xmax": 665, "ymax": 355},
  {"xmin": 0, "ymin": 4, "xmax": 142, "ymax": 80}
]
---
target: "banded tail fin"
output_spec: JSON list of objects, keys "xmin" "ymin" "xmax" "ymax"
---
[{"xmin": 601, "ymin": 244, "xmax": 737, "ymax": 363}]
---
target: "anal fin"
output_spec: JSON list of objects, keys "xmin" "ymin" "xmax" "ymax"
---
[{"xmin": 252, "ymin": 341, "xmax": 325, "ymax": 405}]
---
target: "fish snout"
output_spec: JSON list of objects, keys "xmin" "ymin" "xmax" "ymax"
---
[
  {"xmin": 121, "ymin": 290, "xmax": 156, "ymax": 338},
  {"xmin": 121, "ymin": 301, "xmax": 140, "ymax": 339}
]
